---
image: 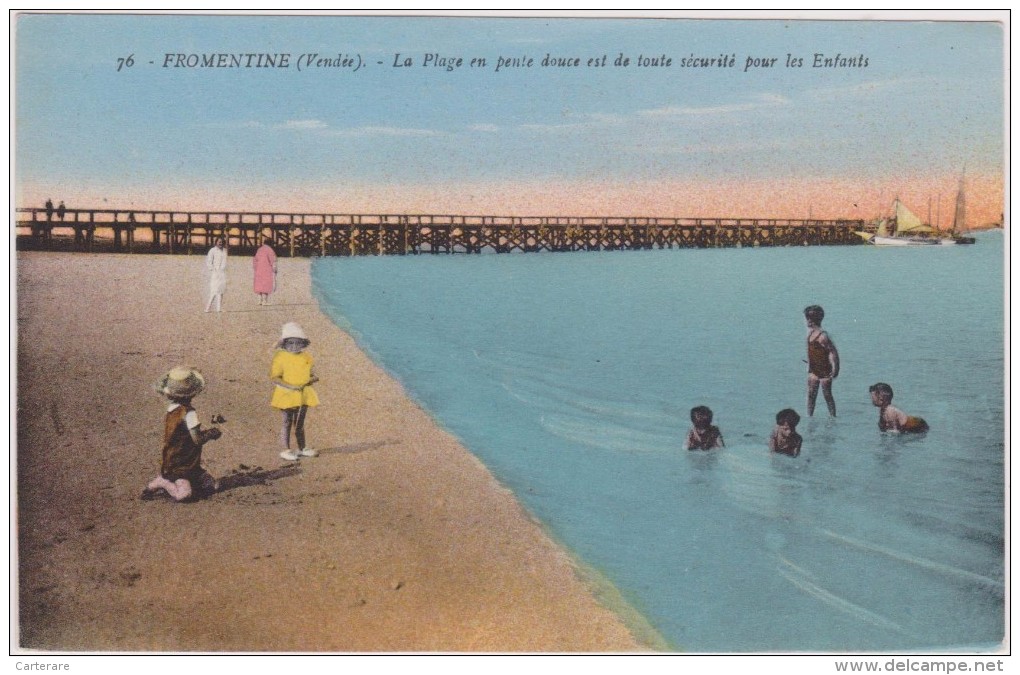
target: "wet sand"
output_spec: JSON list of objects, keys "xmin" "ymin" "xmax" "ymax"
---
[{"xmin": 14, "ymin": 251, "xmax": 661, "ymax": 652}]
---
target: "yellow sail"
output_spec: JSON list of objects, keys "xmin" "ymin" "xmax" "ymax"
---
[{"xmin": 893, "ymin": 199, "xmax": 935, "ymax": 235}]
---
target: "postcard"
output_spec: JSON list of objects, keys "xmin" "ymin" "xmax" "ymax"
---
[{"xmin": 12, "ymin": 10, "xmax": 1007, "ymax": 668}]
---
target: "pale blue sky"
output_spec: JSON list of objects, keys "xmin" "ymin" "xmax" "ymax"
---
[{"xmin": 14, "ymin": 13, "xmax": 1004, "ymax": 214}]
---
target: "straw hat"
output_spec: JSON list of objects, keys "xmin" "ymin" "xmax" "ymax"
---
[
  {"xmin": 156, "ymin": 366, "xmax": 206, "ymax": 399},
  {"xmin": 277, "ymin": 321, "xmax": 309, "ymax": 346}
]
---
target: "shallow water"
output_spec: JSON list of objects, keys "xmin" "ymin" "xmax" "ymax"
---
[{"xmin": 312, "ymin": 232, "xmax": 1004, "ymax": 652}]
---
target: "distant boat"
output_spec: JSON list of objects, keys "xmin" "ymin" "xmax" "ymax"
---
[
  {"xmin": 947, "ymin": 172, "xmax": 976, "ymax": 245},
  {"xmin": 868, "ymin": 200, "xmax": 942, "ymax": 246},
  {"xmin": 860, "ymin": 189, "xmax": 975, "ymax": 246}
]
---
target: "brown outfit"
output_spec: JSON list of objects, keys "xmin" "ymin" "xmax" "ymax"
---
[
  {"xmin": 161, "ymin": 404, "xmax": 204, "ymax": 482},
  {"xmin": 807, "ymin": 331, "xmax": 833, "ymax": 378}
]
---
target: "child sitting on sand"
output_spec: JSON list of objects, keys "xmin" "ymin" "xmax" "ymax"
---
[
  {"xmin": 271, "ymin": 322, "xmax": 320, "ymax": 461},
  {"xmin": 683, "ymin": 405, "xmax": 724, "ymax": 450},
  {"xmin": 769, "ymin": 408, "xmax": 803, "ymax": 457},
  {"xmin": 869, "ymin": 383, "xmax": 929, "ymax": 433},
  {"xmin": 141, "ymin": 367, "xmax": 222, "ymax": 502}
]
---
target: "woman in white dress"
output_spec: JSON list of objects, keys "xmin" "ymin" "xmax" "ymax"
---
[{"xmin": 204, "ymin": 237, "xmax": 228, "ymax": 312}]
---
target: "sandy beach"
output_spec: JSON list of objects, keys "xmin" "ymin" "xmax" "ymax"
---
[{"xmin": 14, "ymin": 251, "xmax": 660, "ymax": 652}]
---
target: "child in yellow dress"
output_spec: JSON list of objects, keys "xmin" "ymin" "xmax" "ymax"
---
[{"xmin": 271, "ymin": 322, "xmax": 320, "ymax": 461}]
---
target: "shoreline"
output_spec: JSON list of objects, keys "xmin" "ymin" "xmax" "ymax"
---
[
  {"xmin": 15, "ymin": 251, "xmax": 659, "ymax": 652},
  {"xmin": 307, "ymin": 270, "xmax": 672, "ymax": 652}
]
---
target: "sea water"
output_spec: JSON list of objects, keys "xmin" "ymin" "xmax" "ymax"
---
[{"xmin": 311, "ymin": 231, "xmax": 1005, "ymax": 652}]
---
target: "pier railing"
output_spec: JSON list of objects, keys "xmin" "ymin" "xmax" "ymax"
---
[{"xmin": 15, "ymin": 207, "xmax": 866, "ymax": 255}]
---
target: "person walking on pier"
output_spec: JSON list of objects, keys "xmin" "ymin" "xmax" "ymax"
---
[
  {"xmin": 44, "ymin": 198, "xmax": 54, "ymax": 221},
  {"xmin": 205, "ymin": 237, "xmax": 228, "ymax": 313},
  {"xmin": 804, "ymin": 305, "xmax": 839, "ymax": 416},
  {"xmin": 252, "ymin": 238, "xmax": 278, "ymax": 306},
  {"xmin": 57, "ymin": 200, "xmax": 66, "ymax": 221}
]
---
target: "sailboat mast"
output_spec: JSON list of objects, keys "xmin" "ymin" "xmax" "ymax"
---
[{"xmin": 953, "ymin": 172, "xmax": 967, "ymax": 235}]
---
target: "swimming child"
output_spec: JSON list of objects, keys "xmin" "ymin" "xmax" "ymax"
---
[
  {"xmin": 271, "ymin": 322, "xmax": 320, "ymax": 461},
  {"xmin": 804, "ymin": 305, "xmax": 840, "ymax": 417},
  {"xmin": 769, "ymin": 408, "xmax": 803, "ymax": 457},
  {"xmin": 683, "ymin": 405, "xmax": 725, "ymax": 450},
  {"xmin": 869, "ymin": 383, "xmax": 929, "ymax": 433},
  {"xmin": 141, "ymin": 367, "xmax": 222, "ymax": 502}
]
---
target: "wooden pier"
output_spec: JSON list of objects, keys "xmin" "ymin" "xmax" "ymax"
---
[{"xmin": 15, "ymin": 207, "xmax": 866, "ymax": 256}]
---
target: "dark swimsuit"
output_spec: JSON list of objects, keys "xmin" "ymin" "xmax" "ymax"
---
[
  {"xmin": 688, "ymin": 425, "xmax": 722, "ymax": 451},
  {"xmin": 807, "ymin": 331, "xmax": 833, "ymax": 378}
]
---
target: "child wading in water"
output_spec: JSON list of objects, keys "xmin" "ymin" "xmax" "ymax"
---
[
  {"xmin": 769, "ymin": 408, "xmax": 803, "ymax": 457},
  {"xmin": 869, "ymin": 383, "xmax": 929, "ymax": 433},
  {"xmin": 271, "ymin": 322, "xmax": 320, "ymax": 461},
  {"xmin": 142, "ymin": 367, "xmax": 222, "ymax": 502},
  {"xmin": 804, "ymin": 305, "xmax": 840, "ymax": 417},
  {"xmin": 683, "ymin": 405, "xmax": 725, "ymax": 450}
]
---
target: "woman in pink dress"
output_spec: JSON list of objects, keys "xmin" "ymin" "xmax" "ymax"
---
[{"xmin": 252, "ymin": 238, "xmax": 278, "ymax": 305}]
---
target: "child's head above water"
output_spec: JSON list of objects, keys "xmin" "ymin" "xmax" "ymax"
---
[
  {"xmin": 278, "ymin": 322, "xmax": 311, "ymax": 353},
  {"xmin": 775, "ymin": 408, "xmax": 801, "ymax": 429},
  {"xmin": 869, "ymin": 382, "xmax": 894, "ymax": 406},
  {"xmin": 156, "ymin": 366, "xmax": 206, "ymax": 404},
  {"xmin": 690, "ymin": 405, "xmax": 714, "ymax": 428},
  {"xmin": 803, "ymin": 305, "xmax": 825, "ymax": 325}
]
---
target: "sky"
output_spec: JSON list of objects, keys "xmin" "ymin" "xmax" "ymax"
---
[{"xmin": 13, "ymin": 12, "xmax": 1006, "ymax": 225}]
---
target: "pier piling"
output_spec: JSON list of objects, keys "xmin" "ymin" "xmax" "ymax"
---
[{"xmin": 15, "ymin": 208, "xmax": 866, "ymax": 255}]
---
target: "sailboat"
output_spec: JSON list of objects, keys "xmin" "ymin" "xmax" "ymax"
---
[
  {"xmin": 868, "ymin": 199, "xmax": 942, "ymax": 246},
  {"xmin": 866, "ymin": 176, "xmax": 976, "ymax": 246},
  {"xmin": 946, "ymin": 172, "xmax": 976, "ymax": 245}
]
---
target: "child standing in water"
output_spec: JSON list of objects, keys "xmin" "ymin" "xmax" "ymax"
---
[
  {"xmin": 804, "ymin": 305, "xmax": 840, "ymax": 417},
  {"xmin": 271, "ymin": 322, "xmax": 320, "ymax": 461},
  {"xmin": 142, "ymin": 367, "xmax": 222, "ymax": 502},
  {"xmin": 769, "ymin": 408, "xmax": 803, "ymax": 457},
  {"xmin": 869, "ymin": 383, "xmax": 929, "ymax": 433},
  {"xmin": 683, "ymin": 405, "xmax": 725, "ymax": 450}
]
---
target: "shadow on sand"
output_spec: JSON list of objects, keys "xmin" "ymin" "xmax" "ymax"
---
[
  {"xmin": 216, "ymin": 464, "xmax": 302, "ymax": 493},
  {"xmin": 206, "ymin": 302, "xmax": 318, "ymax": 314},
  {"xmin": 316, "ymin": 439, "xmax": 401, "ymax": 456},
  {"xmin": 148, "ymin": 442, "xmax": 397, "ymax": 502}
]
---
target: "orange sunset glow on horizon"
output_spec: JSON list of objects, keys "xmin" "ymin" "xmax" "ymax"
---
[{"xmin": 17, "ymin": 170, "xmax": 1005, "ymax": 230}]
